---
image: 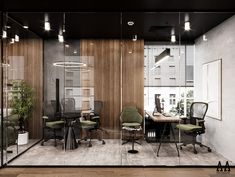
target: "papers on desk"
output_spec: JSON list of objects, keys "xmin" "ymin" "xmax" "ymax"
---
[{"xmin": 162, "ymin": 113, "xmax": 172, "ymax": 117}]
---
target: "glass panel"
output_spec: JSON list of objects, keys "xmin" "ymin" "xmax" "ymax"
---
[{"xmin": 1, "ymin": 13, "xmax": 42, "ymax": 165}]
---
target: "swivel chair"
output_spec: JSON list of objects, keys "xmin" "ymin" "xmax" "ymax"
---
[
  {"xmin": 176, "ymin": 102, "xmax": 212, "ymax": 154},
  {"xmin": 78, "ymin": 100, "xmax": 106, "ymax": 147},
  {"xmin": 120, "ymin": 106, "xmax": 143, "ymax": 153},
  {"xmin": 41, "ymin": 101, "xmax": 64, "ymax": 147}
]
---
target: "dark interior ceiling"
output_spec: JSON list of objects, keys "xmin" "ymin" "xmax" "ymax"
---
[
  {"xmin": 7, "ymin": 12, "xmax": 234, "ymax": 43},
  {"xmin": 2, "ymin": 0, "xmax": 235, "ymax": 11},
  {"xmin": 2, "ymin": 0, "xmax": 235, "ymax": 43}
]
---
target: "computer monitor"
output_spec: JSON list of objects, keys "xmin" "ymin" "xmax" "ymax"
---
[{"xmin": 155, "ymin": 96, "xmax": 162, "ymax": 113}]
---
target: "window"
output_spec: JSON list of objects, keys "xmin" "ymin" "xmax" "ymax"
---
[{"xmin": 169, "ymin": 94, "xmax": 176, "ymax": 105}]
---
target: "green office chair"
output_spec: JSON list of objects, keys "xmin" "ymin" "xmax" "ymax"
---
[
  {"xmin": 41, "ymin": 101, "xmax": 64, "ymax": 147},
  {"xmin": 176, "ymin": 102, "xmax": 212, "ymax": 154},
  {"xmin": 120, "ymin": 106, "xmax": 143, "ymax": 153}
]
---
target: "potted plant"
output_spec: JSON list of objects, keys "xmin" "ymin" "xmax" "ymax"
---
[{"xmin": 11, "ymin": 80, "xmax": 34, "ymax": 145}]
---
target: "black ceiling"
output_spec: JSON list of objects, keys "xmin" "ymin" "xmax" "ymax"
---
[
  {"xmin": 2, "ymin": 0, "xmax": 235, "ymax": 12},
  {"xmin": 7, "ymin": 12, "xmax": 234, "ymax": 43},
  {"xmin": 2, "ymin": 0, "xmax": 235, "ymax": 42}
]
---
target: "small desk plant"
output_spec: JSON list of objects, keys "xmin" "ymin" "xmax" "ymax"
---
[{"xmin": 11, "ymin": 80, "xmax": 34, "ymax": 144}]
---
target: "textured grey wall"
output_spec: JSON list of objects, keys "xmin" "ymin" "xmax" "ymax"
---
[
  {"xmin": 44, "ymin": 40, "xmax": 65, "ymax": 107},
  {"xmin": 195, "ymin": 15, "xmax": 235, "ymax": 162}
]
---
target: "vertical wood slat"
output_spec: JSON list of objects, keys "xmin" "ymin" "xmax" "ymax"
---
[
  {"xmin": 80, "ymin": 39, "xmax": 121, "ymax": 138},
  {"xmin": 80, "ymin": 39, "xmax": 144, "ymax": 138},
  {"xmin": 122, "ymin": 40, "xmax": 144, "ymax": 116},
  {"xmin": 5, "ymin": 39, "xmax": 43, "ymax": 139}
]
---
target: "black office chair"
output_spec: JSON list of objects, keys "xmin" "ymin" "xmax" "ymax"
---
[
  {"xmin": 176, "ymin": 102, "xmax": 212, "ymax": 154},
  {"xmin": 41, "ymin": 101, "xmax": 64, "ymax": 147},
  {"xmin": 89, "ymin": 100, "xmax": 106, "ymax": 145}
]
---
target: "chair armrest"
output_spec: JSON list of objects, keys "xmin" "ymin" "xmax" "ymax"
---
[
  {"xmin": 91, "ymin": 116, "xmax": 100, "ymax": 119},
  {"xmin": 42, "ymin": 116, "xmax": 49, "ymax": 119}
]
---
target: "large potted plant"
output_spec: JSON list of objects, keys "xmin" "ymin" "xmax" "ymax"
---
[{"xmin": 11, "ymin": 81, "xmax": 34, "ymax": 145}]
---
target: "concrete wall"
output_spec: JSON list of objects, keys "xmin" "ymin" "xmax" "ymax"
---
[{"xmin": 195, "ymin": 15, "xmax": 235, "ymax": 162}]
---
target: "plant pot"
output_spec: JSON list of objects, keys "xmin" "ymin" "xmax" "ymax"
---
[{"xmin": 18, "ymin": 131, "xmax": 29, "ymax": 145}]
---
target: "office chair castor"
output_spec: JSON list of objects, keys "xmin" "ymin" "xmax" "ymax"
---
[
  {"xmin": 102, "ymin": 140, "xmax": 105, "ymax": 145},
  {"xmin": 180, "ymin": 146, "xmax": 182, "ymax": 150},
  {"xmin": 208, "ymin": 148, "xmax": 212, "ymax": 152},
  {"xmin": 194, "ymin": 150, "xmax": 197, "ymax": 154},
  {"xmin": 41, "ymin": 141, "xmax": 44, "ymax": 146},
  {"xmin": 88, "ymin": 142, "xmax": 92, "ymax": 147}
]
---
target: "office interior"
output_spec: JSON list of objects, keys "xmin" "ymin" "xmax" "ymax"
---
[{"xmin": 0, "ymin": 11, "xmax": 235, "ymax": 167}]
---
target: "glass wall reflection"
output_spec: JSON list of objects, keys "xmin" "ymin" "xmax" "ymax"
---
[
  {"xmin": 1, "ymin": 13, "xmax": 42, "ymax": 165},
  {"xmin": 1, "ymin": 11, "xmax": 234, "ymax": 167}
]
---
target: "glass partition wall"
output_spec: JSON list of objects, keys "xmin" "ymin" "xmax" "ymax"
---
[
  {"xmin": 0, "ymin": 13, "xmax": 42, "ymax": 166},
  {"xmin": 0, "ymin": 12, "xmax": 234, "ymax": 167}
]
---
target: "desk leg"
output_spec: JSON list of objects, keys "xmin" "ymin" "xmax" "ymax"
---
[
  {"xmin": 170, "ymin": 123, "xmax": 180, "ymax": 157},
  {"xmin": 157, "ymin": 123, "xmax": 167, "ymax": 157}
]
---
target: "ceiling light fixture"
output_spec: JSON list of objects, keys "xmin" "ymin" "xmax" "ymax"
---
[
  {"xmin": 44, "ymin": 21, "xmax": 50, "ymax": 31},
  {"xmin": 23, "ymin": 25, "xmax": 29, "ymax": 29},
  {"xmin": 203, "ymin": 34, "xmax": 208, "ymax": 41},
  {"xmin": 171, "ymin": 35, "xmax": 176, "ymax": 43},
  {"xmin": 65, "ymin": 44, "xmax": 70, "ymax": 48},
  {"xmin": 6, "ymin": 25, "xmax": 11, "ymax": 29},
  {"xmin": 2, "ymin": 30, "xmax": 7, "ymax": 38},
  {"xmin": 154, "ymin": 48, "xmax": 170, "ymax": 66},
  {"xmin": 132, "ymin": 34, "xmax": 137, "ymax": 42},
  {"xmin": 15, "ymin": 34, "xmax": 19, "ymax": 42},
  {"xmin": 58, "ymin": 34, "xmax": 64, "ymax": 43},
  {"xmin": 127, "ymin": 21, "xmax": 134, "ymax": 26},
  {"xmin": 62, "ymin": 13, "xmax": 66, "ymax": 33},
  {"xmin": 10, "ymin": 38, "xmax": 15, "ymax": 44},
  {"xmin": 184, "ymin": 21, "xmax": 191, "ymax": 31},
  {"xmin": 73, "ymin": 50, "xmax": 77, "ymax": 54}
]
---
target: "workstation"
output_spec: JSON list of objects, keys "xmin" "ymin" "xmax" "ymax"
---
[{"xmin": 0, "ymin": 9, "xmax": 235, "ymax": 167}]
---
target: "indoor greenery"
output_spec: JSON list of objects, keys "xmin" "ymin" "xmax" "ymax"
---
[{"xmin": 11, "ymin": 81, "xmax": 34, "ymax": 133}]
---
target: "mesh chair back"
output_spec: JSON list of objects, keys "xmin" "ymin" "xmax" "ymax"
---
[
  {"xmin": 121, "ymin": 106, "xmax": 143, "ymax": 124},
  {"xmin": 61, "ymin": 98, "xmax": 76, "ymax": 112},
  {"xmin": 189, "ymin": 102, "xmax": 208, "ymax": 125},
  {"xmin": 94, "ymin": 101, "xmax": 103, "ymax": 115}
]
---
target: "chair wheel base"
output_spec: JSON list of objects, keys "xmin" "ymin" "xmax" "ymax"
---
[
  {"xmin": 208, "ymin": 148, "xmax": 212, "ymax": 152},
  {"xmin": 128, "ymin": 150, "xmax": 138, "ymax": 154},
  {"xmin": 102, "ymin": 140, "xmax": 105, "ymax": 145},
  {"xmin": 194, "ymin": 150, "xmax": 197, "ymax": 154}
]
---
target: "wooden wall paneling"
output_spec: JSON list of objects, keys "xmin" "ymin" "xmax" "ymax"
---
[
  {"xmin": 122, "ymin": 40, "xmax": 144, "ymax": 116},
  {"xmin": 80, "ymin": 39, "xmax": 121, "ymax": 138},
  {"xmin": 5, "ymin": 38, "xmax": 43, "ymax": 139}
]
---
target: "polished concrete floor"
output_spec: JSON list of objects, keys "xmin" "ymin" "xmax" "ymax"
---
[
  {"xmin": 2, "ymin": 139, "xmax": 39, "ymax": 164},
  {"xmin": 8, "ymin": 139, "xmax": 232, "ymax": 166}
]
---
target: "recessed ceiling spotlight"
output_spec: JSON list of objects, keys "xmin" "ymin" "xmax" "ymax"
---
[
  {"xmin": 6, "ymin": 25, "xmax": 11, "ymax": 29},
  {"xmin": 203, "ymin": 34, "xmax": 208, "ymax": 41},
  {"xmin": 44, "ymin": 21, "xmax": 51, "ymax": 31},
  {"xmin": 132, "ymin": 35, "xmax": 137, "ymax": 42},
  {"xmin": 10, "ymin": 38, "xmax": 15, "ymax": 44},
  {"xmin": 23, "ymin": 25, "xmax": 29, "ymax": 29},
  {"xmin": 184, "ymin": 21, "xmax": 191, "ymax": 31},
  {"xmin": 58, "ymin": 34, "xmax": 64, "ymax": 43},
  {"xmin": 127, "ymin": 21, "xmax": 134, "ymax": 26},
  {"xmin": 171, "ymin": 35, "xmax": 176, "ymax": 43},
  {"xmin": 90, "ymin": 42, "xmax": 94, "ymax": 45},
  {"xmin": 15, "ymin": 34, "xmax": 19, "ymax": 42},
  {"xmin": 2, "ymin": 30, "xmax": 7, "ymax": 38},
  {"xmin": 73, "ymin": 50, "xmax": 77, "ymax": 54},
  {"xmin": 65, "ymin": 44, "xmax": 70, "ymax": 48},
  {"xmin": 128, "ymin": 51, "xmax": 133, "ymax": 54}
]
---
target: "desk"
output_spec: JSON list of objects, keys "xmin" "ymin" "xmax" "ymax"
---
[{"xmin": 146, "ymin": 111, "xmax": 180, "ymax": 157}]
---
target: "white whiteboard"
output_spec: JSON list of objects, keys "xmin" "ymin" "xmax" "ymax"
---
[{"xmin": 202, "ymin": 59, "xmax": 222, "ymax": 120}]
